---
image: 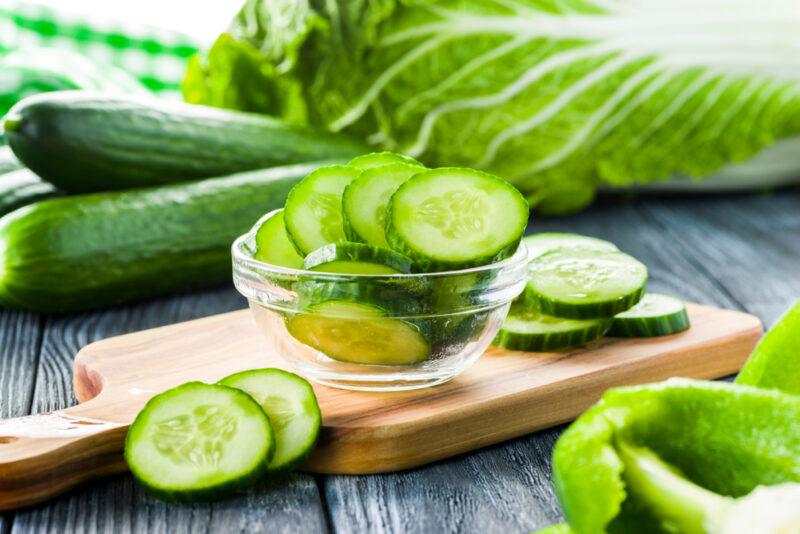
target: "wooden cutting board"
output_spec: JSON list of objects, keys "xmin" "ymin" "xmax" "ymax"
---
[{"xmin": 0, "ymin": 303, "xmax": 761, "ymax": 511}]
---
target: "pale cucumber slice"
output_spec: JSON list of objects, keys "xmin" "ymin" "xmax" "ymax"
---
[
  {"xmin": 287, "ymin": 300, "xmax": 430, "ymax": 365},
  {"xmin": 303, "ymin": 242, "xmax": 415, "ymax": 274},
  {"xmin": 494, "ymin": 304, "xmax": 612, "ymax": 351},
  {"xmin": 254, "ymin": 210, "xmax": 304, "ymax": 269},
  {"xmin": 219, "ymin": 369, "xmax": 321, "ymax": 473},
  {"xmin": 386, "ymin": 168, "xmax": 528, "ymax": 271},
  {"xmin": 347, "ymin": 151, "xmax": 423, "ymax": 170},
  {"xmin": 124, "ymin": 382, "xmax": 274, "ymax": 502},
  {"xmin": 284, "ymin": 165, "xmax": 362, "ymax": 255},
  {"xmin": 342, "ymin": 163, "xmax": 422, "ymax": 247},
  {"xmin": 609, "ymin": 293, "xmax": 690, "ymax": 337},
  {"xmin": 523, "ymin": 232, "xmax": 618, "ymax": 260},
  {"xmin": 525, "ymin": 248, "xmax": 647, "ymax": 319}
]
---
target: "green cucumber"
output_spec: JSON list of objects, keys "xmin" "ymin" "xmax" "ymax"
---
[
  {"xmin": 0, "ymin": 169, "xmax": 61, "ymax": 218},
  {"xmin": 0, "ymin": 147, "xmax": 22, "ymax": 175},
  {"xmin": 2, "ymin": 92, "xmax": 367, "ymax": 192},
  {"xmin": 608, "ymin": 293, "xmax": 690, "ymax": 337},
  {"xmin": 347, "ymin": 151, "xmax": 423, "ymax": 169},
  {"xmin": 386, "ymin": 168, "xmax": 528, "ymax": 271},
  {"xmin": 283, "ymin": 165, "xmax": 362, "ymax": 255},
  {"xmin": 254, "ymin": 210, "xmax": 304, "ymax": 269},
  {"xmin": 523, "ymin": 232, "xmax": 618, "ymax": 259},
  {"xmin": 287, "ymin": 300, "xmax": 430, "ymax": 365},
  {"xmin": 342, "ymin": 163, "xmax": 422, "ymax": 247},
  {"xmin": 525, "ymin": 248, "xmax": 647, "ymax": 319},
  {"xmin": 494, "ymin": 303, "xmax": 612, "ymax": 352},
  {"xmin": 303, "ymin": 242, "xmax": 415, "ymax": 274},
  {"xmin": 124, "ymin": 382, "xmax": 274, "ymax": 502},
  {"xmin": 0, "ymin": 162, "xmax": 330, "ymax": 313},
  {"xmin": 219, "ymin": 369, "xmax": 321, "ymax": 473}
]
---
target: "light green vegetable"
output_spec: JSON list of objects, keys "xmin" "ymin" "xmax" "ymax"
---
[
  {"xmin": 184, "ymin": 0, "xmax": 800, "ymax": 214},
  {"xmin": 551, "ymin": 379, "xmax": 800, "ymax": 533},
  {"xmin": 736, "ymin": 300, "xmax": 800, "ymax": 394}
]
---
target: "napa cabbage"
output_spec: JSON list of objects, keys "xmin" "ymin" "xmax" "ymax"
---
[{"xmin": 184, "ymin": 0, "xmax": 800, "ymax": 214}]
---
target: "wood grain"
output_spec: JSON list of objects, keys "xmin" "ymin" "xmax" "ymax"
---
[{"xmin": 0, "ymin": 301, "xmax": 761, "ymax": 511}]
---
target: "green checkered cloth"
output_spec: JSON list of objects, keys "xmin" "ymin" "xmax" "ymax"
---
[{"xmin": 0, "ymin": 1, "xmax": 200, "ymax": 97}]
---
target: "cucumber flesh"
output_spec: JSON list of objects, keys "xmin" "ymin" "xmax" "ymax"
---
[
  {"xmin": 284, "ymin": 165, "xmax": 362, "ymax": 255},
  {"xmin": 348, "ymin": 151, "xmax": 423, "ymax": 170},
  {"xmin": 523, "ymin": 232, "xmax": 618, "ymax": 259},
  {"xmin": 287, "ymin": 300, "xmax": 430, "ymax": 365},
  {"xmin": 124, "ymin": 382, "xmax": 274, "ymax": 502},
  {"xmin": 525, "ymin": 248, "xmax": 647, "ymax": 319},
  {"xmin": 304, "ymin": 242, "xmax": 415, "ymax": 274},
  {"xmin": 254, "ymin": 210, "xmax": 304, "ymax": 269},
  {"xmin": 493, "ymin": 303, "xmax": 611, "ymax": 352},
  {"xmin": 342, "ymin": 163, "xmax": 422, "ymax": 247},
  {"xmin": 218, "ymin": 369, "xmax": 321, "ymax": 473},
  {"xmin": 386, "ymin": 168, "xmax": 528, "ymax": 271},
  {"xmin": 609, "ymin": 293, "xmax": 690, "ymax": 337}
]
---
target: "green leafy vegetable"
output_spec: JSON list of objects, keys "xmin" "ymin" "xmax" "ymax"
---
[
  {"xmin": 736, "ymin": 300, "xmax": 800, "ymax": 394},
  {"xmin": 551, "ymin": 379, "xmax": 800, "ymax": 533},
  {"xmin": 185, "ymin": 0, "xmax": 800, "ymax": 214}
]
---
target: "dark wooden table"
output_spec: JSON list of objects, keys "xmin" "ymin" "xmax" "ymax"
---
[{"xmin": 2, "ymin": 190, "xmax": 798, "ymax": 533}]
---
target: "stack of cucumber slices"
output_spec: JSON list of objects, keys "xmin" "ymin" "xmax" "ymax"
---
[
  {"xmin": 257, "ymin": 151, "xmax": 529, "ymax": 273},
  {"xmin": 251, "ymin": 152, "xmax": 529, "ymax": 366},
  {"xmin": 125, "ymin": 368, "xmax": 321, "ymax": 502},
  {"xmin": 493, "ymin": 233, "xmax": 690, "ymax": 352}
]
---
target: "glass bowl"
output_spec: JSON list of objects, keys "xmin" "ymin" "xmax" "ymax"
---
[{"xmin": 232, "ymin": 211, "xmax": 528, "ymax": 391}]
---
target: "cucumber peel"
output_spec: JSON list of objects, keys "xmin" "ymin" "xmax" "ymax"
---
[
  {"xmin": 494, "ymin": 304, "xmax": 611, "ymax": 351},
  {"xmin": 609, "ymin": 293, "xmax": 690, "ymax": 337}
]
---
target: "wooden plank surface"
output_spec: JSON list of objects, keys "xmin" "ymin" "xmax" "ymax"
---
[
  {"xmin": 0, "ymin": 302, "xmax": 760, "ymax": 509},
  {"xmin": 0, "ymin": 190, "xmax": 798, "ymax": 533}
]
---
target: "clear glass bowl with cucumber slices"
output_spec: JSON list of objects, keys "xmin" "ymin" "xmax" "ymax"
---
[{"xmin": 232, "ymin": 211, "xmax": 529, "ymax": 391}]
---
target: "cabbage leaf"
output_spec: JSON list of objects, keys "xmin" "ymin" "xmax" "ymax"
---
[{"xmin": 185, "ymin": 0, "xmax": 800, "ymax": 214}]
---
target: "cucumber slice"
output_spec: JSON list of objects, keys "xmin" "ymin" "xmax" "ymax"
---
[
  {"xmin": 304, "ymin": 242, "xmax": 416, "ymax": 274},
  {"xmin": 124, "ymin": 382, "xmax": 274, "ymax": 502},
  {"xmin": 284, "ymin": 165, "xmax": 362, "ymax": 255},
  {"xmin": 218, "ymin": 369, "xmax": 321, "ymax": 473},
  {"xmin": 523, "ymin": 232, "xmax": 618, "ymax": 259},
  {"xmin": 287, "ymin": 300, "xmax": 430, "ymax": 365},
  {"xmin": 608, "ymin": 293, "xmax": 690, "ymax": 337},
  {"xmin": 494, "ymin": 304, "xmax": 611, "ymax": 351},
  {"xmin": 342, "ymin": 163, "xmax": 422, "ymax": 247},
  {"xmin": 348, "ymin": 151, "xmax": 424, "ymax": 170},
  {"xmin": 525, "ymin": 248, "xmax": 647, "ymax": 319},
  {"xmin": 254, "ymin": 210, "xmax": 304, "ymax": 269},
  {"xmin": 386, "ymin": 168, "xmax": 528, "ymax": 271}
]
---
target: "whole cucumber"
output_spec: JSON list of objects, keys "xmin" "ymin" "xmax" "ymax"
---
[
  {"xmin": 0, "ymin": 162, "xmax": 333, "ymax": 313},
  {"xmin": 0, "ymin": 169, "xmax": 61, "ymax": 218},
  {"xmin": 2, "ymin": 92, "xmax": 369, "ymax": 193}
]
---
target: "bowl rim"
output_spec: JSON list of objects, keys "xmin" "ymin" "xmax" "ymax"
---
[{"xmin": 232, "ymin": 209, "xmax": 529, "ymax": 280}]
